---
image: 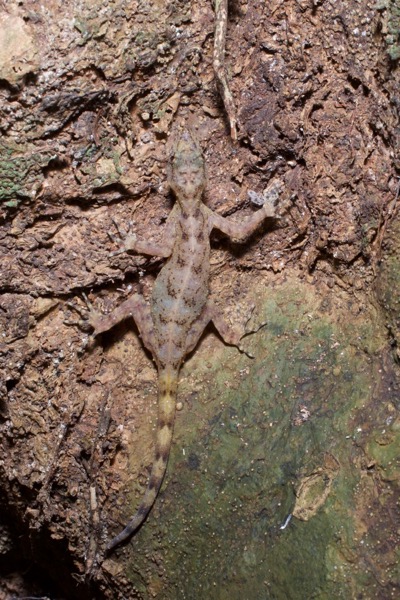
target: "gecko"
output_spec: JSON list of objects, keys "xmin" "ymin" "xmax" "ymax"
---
[{"xmin": 70, "ymin": 128, "xmax": 281, "ymax": 552}]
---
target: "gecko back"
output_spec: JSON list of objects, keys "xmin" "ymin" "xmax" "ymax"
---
[{"xmin": 152, "ymin": 130, "xmax": 211, "ymax": 369}]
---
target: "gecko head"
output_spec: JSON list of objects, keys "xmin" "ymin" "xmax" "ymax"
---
[{"xmin": 169, "ymin": 129, "xmax": 206, "ymax": 206}]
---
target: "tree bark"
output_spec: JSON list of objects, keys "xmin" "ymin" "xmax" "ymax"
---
[{"xmin": 0, "ymin": 1, "xmax": 399, "ymax": 598}]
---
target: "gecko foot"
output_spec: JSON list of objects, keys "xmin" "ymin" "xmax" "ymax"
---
[
  {"xmin": 109, "ymin": 218, "xmax": 137, "ymax": 256},
  {"xmin": 238, "ymin": 310, "xmax": 269, "ymax": 359},
  {"xmin": 64, "ymin": 293, "xmax": 106, "ymax": 335}
]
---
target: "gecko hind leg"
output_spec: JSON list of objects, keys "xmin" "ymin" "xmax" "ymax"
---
[
  {"xmin": 184, "ymin": 301, "xmax": 259, "ymax": 359},
  {"xmin": 112, "ymin": 293, "xmax": 157, "ymax": 355},
  {"xmin": 67, "ymin": 290, "xmax": 159, "ymax": 359},
  {"xmin": 210, "ymin": 302, "xmax": 268, "ymax": 359},
  {"xmin": 211, "ymin": 307, "xmax": 256, "ymax": 359},
  {"xmin": 81, "ymin": 292, "xmax": 157, "ymax": 354}
]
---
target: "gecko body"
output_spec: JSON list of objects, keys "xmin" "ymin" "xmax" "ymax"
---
[{"xmin": 77, "ymin": 129, "xmax": 280, "ymax": 552}]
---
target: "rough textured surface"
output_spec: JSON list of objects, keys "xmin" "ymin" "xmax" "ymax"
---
[{"xmin": 0, "ymin": 0, "xmax": 399, "ymax": 598}]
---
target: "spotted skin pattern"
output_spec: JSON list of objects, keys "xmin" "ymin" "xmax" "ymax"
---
[{"xmin": 83, "ymin": 129, "xmax": 279, "ymax": 552}]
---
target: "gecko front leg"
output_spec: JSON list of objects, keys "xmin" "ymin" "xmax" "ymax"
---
[
  {"xmin": 110, "ymin": 206, "xmax": 178, "ymax": 259},
  {"xmin": 207, "ymin": 197, "xmax": 279, "ymax": 242}
]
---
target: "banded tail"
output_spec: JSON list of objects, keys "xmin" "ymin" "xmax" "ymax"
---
[{"xmin": 106, "ymin": 367, "xmax": 178, "ymax": 552}]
